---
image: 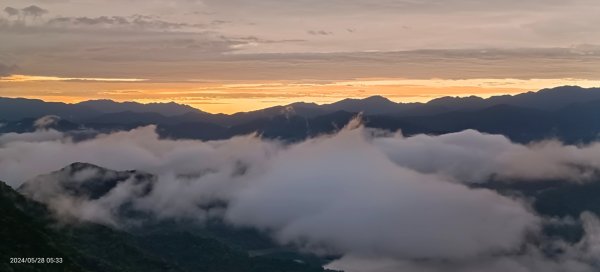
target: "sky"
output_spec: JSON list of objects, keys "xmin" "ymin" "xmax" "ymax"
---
[{"xmin": 1, "ymin": 0, "xmax": 600, "ymax": 113}]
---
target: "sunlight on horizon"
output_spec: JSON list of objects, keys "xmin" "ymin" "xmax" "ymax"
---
[{"xmin": 2, "ymin": 76, "xmax": 598, "ymax": 113}]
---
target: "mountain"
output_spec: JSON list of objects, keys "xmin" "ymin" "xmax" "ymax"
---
[
  {"xmin": 247, "ymin": 85, "xmax": 600, "ymax": 118},
  {"xmin": 3, "ymin": 164, "xmax": 338, "ymax": 272},
  {"xmin": 19, "ymin": 162, "xmax": 155, "ymax": 202},
  {"xmin": 3, "ymin": 86, "xmax": 599, "ymax": 125},
  {"xmin": 0, "ymin": 98, "xmax": 205, "ymax": 122},
  {"xmin": 214, "ymin": 96, "xmax": 408, "ymax": 126},
  {"xmin": 75, "ymin": 100, "xmax": 202, "ymax": 117},
  {"xmin": 323, "ymin": 95, "xmax": 413, "ymax": 115},
  {"xmin": 552, "ymin": 99, "xmax": 600, "ymax": 143},
  {"xmin": 83, "ymin": 111, "xmax": 175, "ymax": 125},
  {"xmin": 0, "ymin": 180, "xmax": 85, "ymax": 272},
  {"xmin": 1, "ymin": 176, "xmax": 188, "ymax": 272},
  {"xmin": 0, "ymin": 98, "xmax": 100, "ymax": 121},
  {"xmin": 480, "ymin": 177, "xmax": 600, "ymax": 243},
  {"xmin": 485, "ymin": 86, "xmax": 600, "ymax": 110},
  {"xmin": 177, "ymin": 102, "xmax": 600, "ymax": 144},
  {"xmin": 398, "ymin": 104, "xmax": 554, "ymax": 142},
  {"xmin": 5, "ymin": 101, "xmax": 600, "ymax": 144},
  {"xmin": 4, "ymin": 86, "xmax": 600, "ymax": 144}
]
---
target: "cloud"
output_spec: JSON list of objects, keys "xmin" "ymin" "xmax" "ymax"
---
[
  {"xmin": 46, "ymin": 15, "xmax": 205, "ymax": 30},
  {"xmin": 2, "ymin": 123, "xmax": 537, "ymax": 257},
  {"xmin": 0, "ymin": 116, "xmax": 66, "ymax": 146},
  {"xmin": 34, "ymin": 0, "xmax": 69, "ymax": 2},
  {"xmin": 3, "ymin": 0, "xmax": 600, "ymax": 81},
  {"xmin": 0, "ymin": 63, "xmax": 17, "ymax": 76},
  {"xmin": 3, "ymin": 7, "xmax": 19, "ymax": 17},
  {"xmin": 327, "ymin": 212, "xmax": 600, "ymax": 272},
  {"xmin": 5, "ymin": 122, "xmax": 600, "ymax": 188},
  {"xmin": 5, "ymin": 121, "xmax": 600, "ymax": 270},
  {"xmin": 377, "ymin": 130, "xmax": 600, "ymax": 183},
  {"xmin": 21, "ymin": 5, "xmax": 48, "ymax": 18},
  {"xmin": 307, "ymin": 30, "xmax": 333, "ymax": 36},
  {"xmin": 222, "ymin": 127, "xmax": 538, "ymax": 259},
  {"xmin": 21, "ymin": 162, "xmax": 155, "ymax": 226},
  {"xmin": 0, "ymin": 13, "xmax": 259, "ymax": 71},
  {"xmin": 33, "ymin": 115, "xmax": 61, "ymax": 129},
  {"xmin": 0, "ymin": 129, "xmax": 64, "ymax": 146}
]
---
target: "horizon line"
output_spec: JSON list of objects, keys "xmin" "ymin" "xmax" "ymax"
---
[{"xmin": 0, "ymin": 84, "xmax": 594, "ymax": 115}]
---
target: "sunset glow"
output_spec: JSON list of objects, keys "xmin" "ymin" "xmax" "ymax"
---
[
  {"xmin": 2, "ymin": 76, "xmax": 598, "ymax": 113},
  {"xmin": 2, "ymin": 0, "xmax": 600, "ymax": 112}
]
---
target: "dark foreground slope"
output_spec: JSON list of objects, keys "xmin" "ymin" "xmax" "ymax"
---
[
  {"xmin": 0, "ymin": 181, "xmax": 85, "ymax": 272},
  {"xmin": 1, "ymin": 180, "xmax": 335, "ymax": 272},
  {"xmin": 1, "ymin": 180, "xmax": 182, "ymax": 272}
]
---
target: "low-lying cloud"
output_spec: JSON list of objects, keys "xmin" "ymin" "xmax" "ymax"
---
[
  {"xmin": 327, "ymin": 212, "xmax": 600, "ymax": 272},
  {"xmin": 2, "ymin": 117, "xmax": 600, "ymax": 270},
  {"xmin": 378, "ymin": 130, "xmax": 600, "ymax": 183}
]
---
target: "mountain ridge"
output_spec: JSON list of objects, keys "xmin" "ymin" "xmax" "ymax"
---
[
  {"xmin": 4, "ymin": 86, "xmax": 600, "ymax": 144},
  {"xmin": 2, "ymin": 86, "xmax": 599, "ymax": 122}
]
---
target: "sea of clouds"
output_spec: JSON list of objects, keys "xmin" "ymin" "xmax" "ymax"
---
[{"xmin": 1, "ymin": 117, "xmax": 600, "ymax": 271}]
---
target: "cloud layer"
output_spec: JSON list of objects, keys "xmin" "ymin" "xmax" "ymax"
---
[
  {"xmin": 3, "ymin": 1, "xmax": 600, "ymax": 83},
  {"xmin": 3, "ymin": 118, "xmax": 600, "ymax": 270}
]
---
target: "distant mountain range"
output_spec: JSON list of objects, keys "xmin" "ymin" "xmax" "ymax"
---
[{"xmin": 2, "ymin": 85, "xmax": 600, "ymax": 143}]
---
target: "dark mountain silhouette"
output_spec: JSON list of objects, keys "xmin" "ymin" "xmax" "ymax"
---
[
  {"xmin": 76, "ymin": 100, "xmax": 202, "ymax": 117},
  {"xmin": 1, "ymin": 86, "xmax": 598, "ymax": 124},
  {"xmin": 0, "ymin": 98, "xmax": 204, "ymax": 122},
  {"xmin": 162, "ymin": 102, "xmax": 600, "ymax": 144},
  {"xmin": 221, "ymin": 85, "xmax": 600, "ymax": 121},
  {"xmin": 383, "ymin": 86, "xmax": 600, "ymax": 117},
  {"xmin": 3, "ymin": 86, "xmax": 600, "ymax": 143},
  {"xmin": 397, "ymin": 104, "xmax": 554, "ymax": 142},
  {"xmin": 485, "ymin": 86, "xmax": 600, "ymax": 110},
  {"xmin": 84, "ymin": 111, "xmax": 175, "ymax": 125},
  {"xmin": 0, "ymin": 98, "xmax": 100, "ymax": 121},
  {"xmin": 0, "ymin": 180, "xmax": 86, "ymax": 272},
  {"xmin": 324, "ymin": 95, "xmax": 413, "ymax": 115},
  {"xmin": 480, "ymin": 176, "xmax": 600, "ymax": 243},
  {"xmin": 552, "ymin": 99, "xmax": 600, "ymax": 143}
]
